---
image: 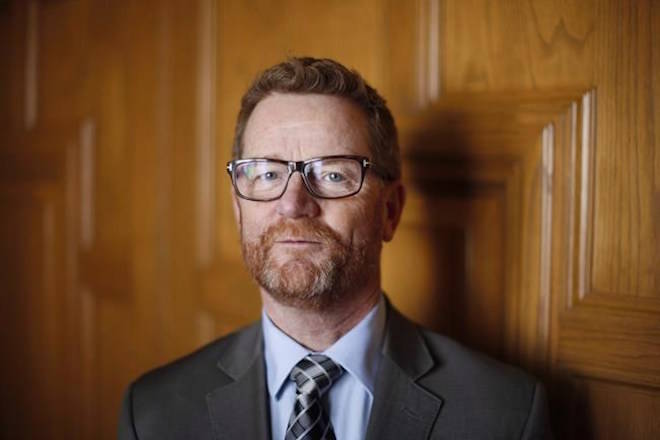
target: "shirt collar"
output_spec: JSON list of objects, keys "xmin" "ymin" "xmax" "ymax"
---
[{"xmin": 262, "ymin": 294, "xmax": 386, "ymax": 400}]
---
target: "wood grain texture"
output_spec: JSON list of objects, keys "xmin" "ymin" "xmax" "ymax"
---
[
  {"xmin": 24, "ymin": 0, "xmax": 37, "ymax": 129},
  {"xmin": 589, "ymin": 0, "xmax": 658, "ymax": 299},
  {"xmin": 443, "ymin": 0, "xmax": 594, "ymax": 91},
  {"xmin": 438, "ymin": 2, "xmax": 659, "ymax": 436},
  {"xmin": 574, "ymin": 378, "xmax": 660, "ymax": 439},
  {"xmin": 395, "ymin": 92, "xmax": 586, "ymax": 371},
  {"xmin": 196, "ymin": 0, "xmax": 217, "ymax": 268},
  {"xmin": 0, "ymin": 190, "xmax": 59, "ymax": 438},
  {"xmin": 0, "ymin": 1, "xmax": 28, "ymax": 135},
  {"xmin": 1, "ymin": 0, "xmax": 658, "ymax": 438},
  {"xmin": 0, "ymin": 139, "xmax": 80, "ymax": 439},
  {"xmin": 441, "ymin": 0, "xmax": 659, "ymax": 298}
]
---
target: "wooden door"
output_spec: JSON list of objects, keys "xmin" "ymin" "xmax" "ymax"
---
[
  {"xmin": 0, "ymin": 0, "xmax": 657, "ymax": 438},
  {"xmin": 401, "ymin": 1, "xmax": 660, "ymax": 438}
]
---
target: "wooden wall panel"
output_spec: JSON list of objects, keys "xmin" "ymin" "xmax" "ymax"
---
[
  {"xmin": 383, "ymin": 190, "xmax": 506, "ymax": 358},
  {"xmin": 590, "ymin": 0, "xmax": 658, "ymax": 298},
  {"xmin": 434, "ymin": 1, "xmax": 659, "ymax": 437},
  {"xmin": 0, "ymin": 1, "xmax": 27, "ymax": 132},
  {"xmin": 1, "ymin": 0, "xmax": 657, "ymax": 438},
  {"xmin": 392, "ymin": 92, "xmax": 587, "ymax": 370},
  {"xmin": 0, "ymin": 1, "xmax": 207, "ymax": 437},
  {"xmin": 38, "ymin": 1, "xmax": 88, "ymax": 127},
  {"xmin": 443, "ymin": 0, "xmax": 594, "ymax": 91},
  {"xmin": 0, "ymin": 141, "xmax": 80, "ymax": 439},
  {"xmin": 575, "ymin": 378, "xmax": 660, "ymax": 439},
  {"xmin": 440, "ymin": 0, "xmax": 659, "ymax": 298},
  {"xmin": 0, "ymin": 189, "xmax": 58, "ymax": 438}
]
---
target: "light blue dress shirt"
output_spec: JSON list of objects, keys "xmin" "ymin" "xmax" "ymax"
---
[{"xmin": 262, "ymin": 295, "xmax": 386, "ymax": 440}]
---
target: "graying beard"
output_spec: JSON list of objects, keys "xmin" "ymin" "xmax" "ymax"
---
[{"xmin": 260, "ymin": 258, "xmax": 341, "ymax": 310}]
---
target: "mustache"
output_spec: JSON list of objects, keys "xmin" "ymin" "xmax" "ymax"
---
[{"xmin": 260, "ymin": 218, "xmax": 343, "ymax": 247}]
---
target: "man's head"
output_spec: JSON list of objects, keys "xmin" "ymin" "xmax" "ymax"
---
[
  {"xmin": 229, "ymin": 57, "xmax": 405, "ymax": 312},
  {"xmin": 233, "ymin": 57, "xmax": 401, "ymax": 180}
]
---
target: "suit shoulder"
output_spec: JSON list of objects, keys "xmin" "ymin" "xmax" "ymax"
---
[
  {"xmin": 130, "ymin": 320, "xmax": 261, "ymax": 402},
  {"xmin": 418, "ymin": 327, "xmax": 540, "ymax": 407},
  {"xmin": 119, "ymin": 321, "xmax": 262, "ymax": 439},
  {"xmin": 418, "ymin": 328, "xmax": 552, "ymax": 438}
]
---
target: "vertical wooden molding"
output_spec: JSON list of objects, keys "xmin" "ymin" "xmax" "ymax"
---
[
  {"xmin": 42, "ymin": 198, "xmax": 56, "ymax": 313},
  {"xmin": 415, "ymin": 0, "xmax": 426, "ymax": 107},
  {"xmin": 504, "ymin": 161, "xmax": 523, "ymax": 362},
  {"xmin": 416, "ymin": 0, "xmax": 441, "ymax": 107},
  {"xmin": 79, "ymin": 118, "xmax": 96, "ymax": 251},
  {"xmin": 577, "ymin": 90, "xmax": 597, "ymax": 301},
  {"xmin": 564, "ymin": 100, "xmax": 579, "ymax": 309},
  {"xmin": 538, "ymin": 123, "xmax": 554, "ymax": 359},
  {"xmin": 64, "ymin": 141, "xmax": 81, "ymax": 427},
  {"xmin": 24, "ymin": 0, "xmax": 38, "ymax": 130},
  {"xmin": 196, "ymin": 0, "xmax": 217, "ymax": 268},
  {"xmin": 66, "ymin": 142, "xmax": 79, "ymax": 313},
  {"xmin": 80, "ymin": 287, "xmax": 96, "ymax": 439},
  {"xmin": 78, "ymin": 121, "xmax": 97, "ymax": 437},
  {"xmin": 156, "ymin": 3, "xmax": 173, "ymax": 323},
  {"xmin": 428, "ymin": 0, "xmax": 440, "ymax": 100}
]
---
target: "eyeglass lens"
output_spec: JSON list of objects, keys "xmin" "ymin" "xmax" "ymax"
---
[{"xmin": 233, "ymin": 158, "xmax": 364, "ymax": 200}]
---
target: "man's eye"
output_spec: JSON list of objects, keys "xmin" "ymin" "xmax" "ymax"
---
[
  {"xmin": 258, "ymin": 171, "xmax": 279, "ymax": 181},
  {"xmin": 323, "ymin": 172, "xmax": 345, "ymax": 183}
]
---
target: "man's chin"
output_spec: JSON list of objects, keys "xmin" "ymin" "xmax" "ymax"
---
[
  {"xmin": 260, "ymin": 284, "xmax": 335, "ymax": 311},
  {"xmin": 257, "ymin": 262, "xmax": 338, "ymax": 310},
  {"xmin": 267, "ymin": 253, "xmax": 317, "ymax": 267},
  {"xmin": 266, "ymin": 291, "xmax": 333, "ymax": 312}
]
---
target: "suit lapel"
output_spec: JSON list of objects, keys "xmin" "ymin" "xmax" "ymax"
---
[
  {"xmin": 365, "ymin": 304, "xmax": 443, "ymax": 440},
  {"xmin": 204, "ymin": 303, "xmax": 443, "ymax": 440},
  {"xmin": 206, "ymin": 323, "xmax": 271, "ymax": 440}
]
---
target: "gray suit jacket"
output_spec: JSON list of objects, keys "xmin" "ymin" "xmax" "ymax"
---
[{"xmin": 118, "ymin": 304, "xmax": 552, "ymax": 439}]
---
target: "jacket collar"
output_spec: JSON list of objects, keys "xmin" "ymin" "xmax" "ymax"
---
[
  {"xmin": 206, "ymin": 300, "xmax": 443, "ymax": 440},
  {"xmin": 206, "ymin": 323, "xmax": 271, "ymax": 440},
  {"xmin": 365, "ymin": 301, "xmax": 444, "ymax": 440}
]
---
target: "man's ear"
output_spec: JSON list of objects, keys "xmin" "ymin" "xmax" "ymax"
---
[{"xmin": 382, "ymin": 181, "xmax": 406, "ymax": 242}]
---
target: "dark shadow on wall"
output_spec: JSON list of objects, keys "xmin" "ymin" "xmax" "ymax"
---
[
  {"xmin": 404, "ymin": 110, "xmax": 508, "ymax": 361},
  {"xmin": 403, "ymin": 108, "xmax": 592, "ymax": 440}
]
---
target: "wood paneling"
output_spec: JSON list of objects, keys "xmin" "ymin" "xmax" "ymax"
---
[
  {"xmin": 1, "ymin": 189, "xmax": 61, "ymax": 438},
  {"xmin": 442, "ymin": 0, "xmax": 595, "ymax": 90},
  {"xmin": 590, "ymin": 0, "xmax": 658, "ymax": 299},
  {"xmin": 0, "ymin": 138, "xmax": 80, "ymax": 439},
  {"xmin": 575, "ymin": 378, "xmax": 660, "ymax": 439},
  {"xmin": 389, "ymin": 91, "xmax": 590, "ymax": 370},
  {"xmin": 435, "ymin": 1, "xmax": 659, "ymax": 437},
  {"xmin": 0, "ymin": 0, "xmax": 657, "ymax": 438},
  {"xmin": 383, "ymin": 189, "xmax": 507, "ymax": 358}
]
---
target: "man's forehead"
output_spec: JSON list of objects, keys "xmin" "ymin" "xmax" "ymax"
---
[
  {"xmin": 242, "ymin": 93, "xmax": 370, "ymax": 159},
  {"xmin": 250, "ymin": 92, "xmax": 362, "ymax": 116}
]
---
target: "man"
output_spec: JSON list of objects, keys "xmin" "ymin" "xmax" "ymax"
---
[{"xmin": 118, "ymin": 57, "xmax": 552, "ymax": 440}]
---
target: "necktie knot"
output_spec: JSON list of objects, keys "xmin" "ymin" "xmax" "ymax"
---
[
  {"xmin": 285, "ymin": 354, "xmax": 343, "ymax": 440},
  {"xmin": 290, "ymin": 354, "xmax": 343, "ymax": 398}
]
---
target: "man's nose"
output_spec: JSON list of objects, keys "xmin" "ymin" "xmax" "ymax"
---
[{"xmin": 275, "ymin": 174, "xmax": 320, "ymax": 218}]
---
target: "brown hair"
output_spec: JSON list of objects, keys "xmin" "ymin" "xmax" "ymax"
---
[{"xmin": 232, "ymin": 57, "xmax": 400, "ymax": 180}]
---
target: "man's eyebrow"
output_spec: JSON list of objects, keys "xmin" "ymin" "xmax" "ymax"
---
[
  {"xmin": 241, "ymin": 153, "xmax": 284, "ymax": 160},
  {"xmin": 243, "ymin": 151, "xmax": 366, "ymax": 161}
]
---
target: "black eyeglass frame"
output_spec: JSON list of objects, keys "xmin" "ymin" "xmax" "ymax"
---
[{"xmin": 226, "ymin": 154, "xmax": 391, "ymax": 202}]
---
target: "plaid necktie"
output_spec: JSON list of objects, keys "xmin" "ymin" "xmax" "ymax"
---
[{"xmin": 285, "ymin": 354, "xmax": 344, "ymax": 440}]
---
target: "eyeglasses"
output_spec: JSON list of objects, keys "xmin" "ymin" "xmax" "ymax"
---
[{"xmin": 226, "ymin": 155, "xmax": 389, "ymax": 201}]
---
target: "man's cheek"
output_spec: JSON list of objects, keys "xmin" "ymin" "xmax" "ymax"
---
[{"xmin": 241, "ymin": 218, "xmax": 267, "ymax": 241}]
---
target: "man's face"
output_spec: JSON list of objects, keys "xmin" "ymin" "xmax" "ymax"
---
[{"xmin": 233, "ymin": 93, "xmax": 391, "ymax": 311}]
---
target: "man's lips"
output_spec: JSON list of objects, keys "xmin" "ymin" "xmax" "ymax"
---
[{"xmin": 274, "ymin": 238, "xmax": 322, "ymax": 245}]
